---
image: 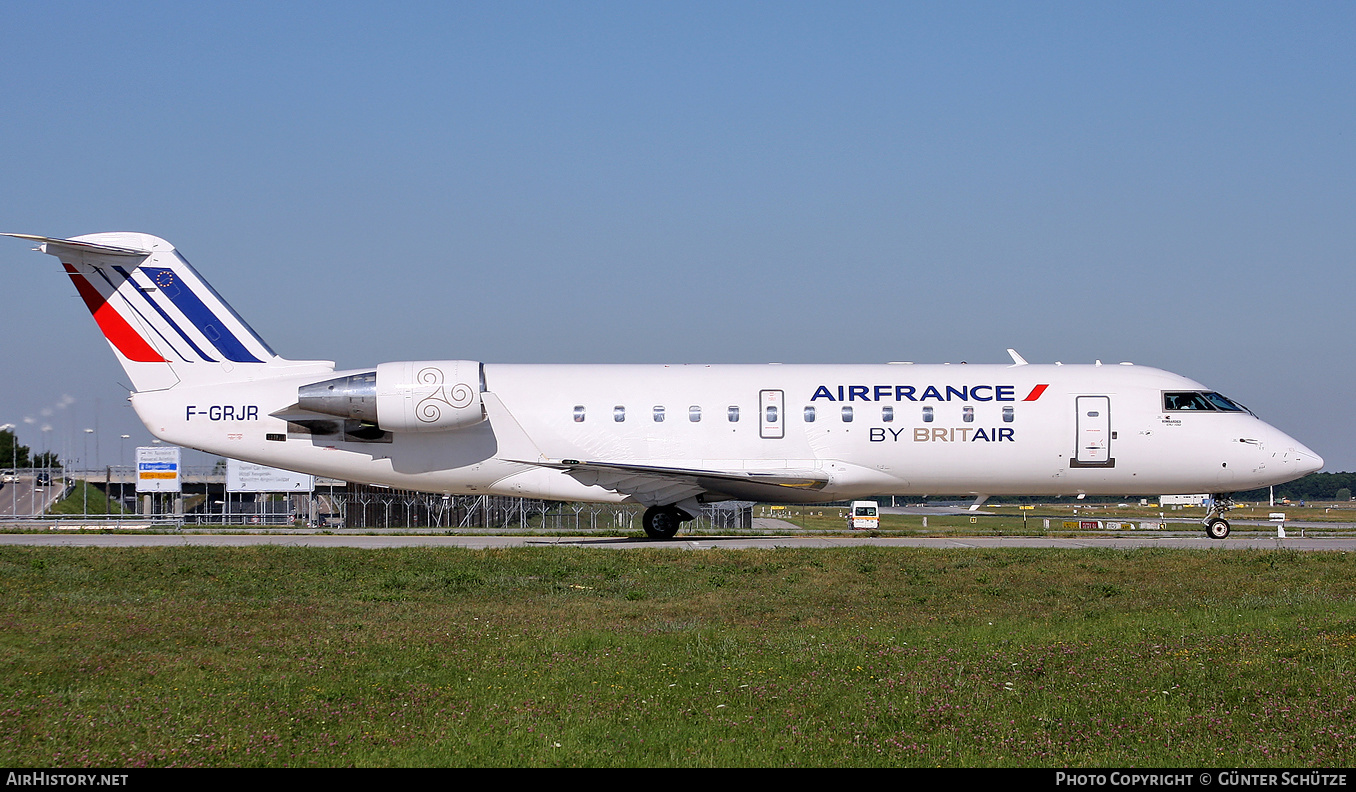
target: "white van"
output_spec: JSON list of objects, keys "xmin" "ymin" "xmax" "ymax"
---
[{"xmin": 847, "ymin": 501, "xmax": 880, "ymax": 530}]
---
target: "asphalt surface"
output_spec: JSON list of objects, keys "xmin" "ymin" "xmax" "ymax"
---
[
  {"xmin": 0, "ymin": 477, "xmax": 63, "ymax": 517},
  {"xmin": 4, "ymin": 510, "xmax": 1353, "ymax": 551},
  {"xmin": 1, "ymin": 530, "xmax": 1354, "ymax": 551}
]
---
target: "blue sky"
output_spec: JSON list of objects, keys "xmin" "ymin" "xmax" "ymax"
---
[{"xmin": 2, "ymin": 1, "xmax": 1353, "ymax": 472}]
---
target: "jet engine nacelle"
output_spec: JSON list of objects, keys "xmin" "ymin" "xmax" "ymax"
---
[
  {"xmin": 375, "ymin": 360, "xmax": 485, "ymax": 433},
  {"xmin": 297, "ymin": 360, "xmax": 485, "ymax": 433}
]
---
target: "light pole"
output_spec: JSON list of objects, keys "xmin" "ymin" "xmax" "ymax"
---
[
  {"xmin": 41, "ymin": 425, "xmax": 51, "ymax": 489},
  {"xmin": 120, "ymin": 435, "xmax": 130, "ymax": 515},
  {"xmin": 1, "ymin": 423, "xmax": 15, "ymax": 517},
  {"xmin": 83, "ymin": 429, "xmax": 94, "ymax": 515}
]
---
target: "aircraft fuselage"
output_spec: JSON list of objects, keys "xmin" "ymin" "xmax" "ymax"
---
[{"xmin": 131, "ymin": 361, "xmax": 1320, "ymax": 502}]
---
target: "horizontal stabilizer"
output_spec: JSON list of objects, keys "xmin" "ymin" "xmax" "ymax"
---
[{"xmin": 2, "ymin": 233, "xmax": 151, "ymax": 257}]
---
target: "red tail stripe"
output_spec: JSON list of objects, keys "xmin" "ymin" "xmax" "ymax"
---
[{"xmin": 64, "ymin": 264, "xmax": 167, "ymax": 363}]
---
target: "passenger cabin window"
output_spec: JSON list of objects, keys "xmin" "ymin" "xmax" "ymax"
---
[
  {"xmin": 804, "ymin": 406, "xmax": 816, "ymax": 422},
  {"xmin": 653, "ymin": 406, "xmax": 665, "ymax": 422},
  {"xmin": 573, "ymin": 405, "xmax": 585, "ymax": 423},
  {"xmin": 881, "ymin": 406, "xmax": 894, "ymax": 423},
  {"xmin": 614, "ymin": 406, "xmax": 625, "ymax": 422},
  {"xmin": 727, "ymin": 406, "xmax": 739, "ymax": 422},
  {"xmin": 689, "ymin": 406, "xmax": 701, "ymax": 422},
  {"xmin": 841, "ymin": 406, "xmax": 854, "ymax": 422},
  {"xmin": 922, "ymin": 406, "xmax": 934, "ymax": 423},
  {"xmin": 963, "ymin": 406, "xmax": 974, "ymax": 423},
  {"xmin": 1002, "ymin": 406, "xmax": 1014, "ymax": 423}
]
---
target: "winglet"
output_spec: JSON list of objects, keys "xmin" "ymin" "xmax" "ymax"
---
[{"xmin": 1007, "ymin": 348, "xmax": 1028, "ymax": 366}]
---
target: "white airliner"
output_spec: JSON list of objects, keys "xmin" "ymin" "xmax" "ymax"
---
[{"xmin": 5, "ymin": 232, "xmax": 1324, "ymax": 539}]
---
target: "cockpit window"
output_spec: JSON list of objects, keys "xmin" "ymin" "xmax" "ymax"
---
[
  {"xmin": 1164, "ymin": 392, "xmax": 1214, "ymax": 411},
  {"xmin": 1202, "ymin": 392, "xmax": 1247, "ymax": 412},
  {"xmin": 1164, "ymin": 391, "xmax": 1251, "ymax": 414}
]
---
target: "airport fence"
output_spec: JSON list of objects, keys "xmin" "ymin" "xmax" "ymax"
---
[{"xmin": 0, "ymin": 466, "xmax": 753, "ymax": 531}]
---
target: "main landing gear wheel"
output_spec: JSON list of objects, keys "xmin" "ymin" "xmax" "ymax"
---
[
  {"xmin": 642, "ymin": 506, "xmax": 685, "ymax": 540},
  {"xmin": 1205, "ymin": 518, "xmax": 1231, "ymax": 540}
]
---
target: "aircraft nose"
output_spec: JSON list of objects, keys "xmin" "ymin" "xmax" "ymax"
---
[
  {"xmin": 1273, "ymin": 428, "xmax": 1323, "ymax": 476},
  {"xmin": 1293, "ymin": 444, "xmax": 1324, "ymax": 476}
]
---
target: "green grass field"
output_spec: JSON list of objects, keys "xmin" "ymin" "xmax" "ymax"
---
[
  {"xmin": 47, "ymin": 482, "xmax": 127, "ymax": 516},
  {"xmin": 3, "ymin": 545, "xmax": 1355, "ymax": 767}
]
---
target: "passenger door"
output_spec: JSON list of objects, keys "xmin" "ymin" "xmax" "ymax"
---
[{"xmin": 1074, "ymin": 395, "xmax": 1112, "ymax": 466}]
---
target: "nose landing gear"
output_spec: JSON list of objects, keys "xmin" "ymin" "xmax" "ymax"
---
[{"xmin": 1203, "ymin": 494, "xmax": 1235, "ymax": 539}]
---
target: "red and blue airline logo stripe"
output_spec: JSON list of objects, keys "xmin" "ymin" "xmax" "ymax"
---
[
  {"xmin": 65, "ymin": 260, "xmax": 266, "ymax": 365},
  {"xmin": 109, "ymin": 265, "xmax": 218, "ymax": 363},
  {"xmin": 64, "ymin": 264, "xmax": 167, "ymax": 363}
]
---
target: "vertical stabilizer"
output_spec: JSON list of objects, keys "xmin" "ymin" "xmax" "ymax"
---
[{"xmin": 5, "ymin": 233, "xmax": 333, "ymax": 392}]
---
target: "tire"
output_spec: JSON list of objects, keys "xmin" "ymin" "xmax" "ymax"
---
[
  {"xmin": 643, "ymin": 506, "xmax": 682, "ymax": 540},
  {"xmin": 1205, "ymin": 518, "xmax": 1230, "ymax": 540}
]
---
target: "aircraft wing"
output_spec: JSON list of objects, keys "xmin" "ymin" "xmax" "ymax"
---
[{"xmin": 524, "ymin": 459, "xmax": 829, "ymax": 507}]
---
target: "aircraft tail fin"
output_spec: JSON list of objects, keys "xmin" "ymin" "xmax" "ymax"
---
[{"xmin": 5, "ymin": 233, "xmax": 333, "ymax": 392}]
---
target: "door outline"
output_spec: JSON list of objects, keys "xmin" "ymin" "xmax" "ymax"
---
[
  {"xmin": 1071, "ymin": 395, "xmax": 1115, "ymax": 467},
  {"xmin": 759, "ymin": 389, "xmax": 784, "ymax": 439}
]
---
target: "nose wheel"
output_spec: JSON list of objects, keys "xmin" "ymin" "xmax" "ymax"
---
[{"xmin": 1202, "ymin": 494, "xmax": 1235, "ymax": 539}]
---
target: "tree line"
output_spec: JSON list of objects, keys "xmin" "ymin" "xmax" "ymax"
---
[
  {"xmin": 1236, "ymin": 472, "xmax": 1356, "ymax": 502},
  {"xmin": 0, "ymin": 428, "xmax": 61, "ymax": 469}
]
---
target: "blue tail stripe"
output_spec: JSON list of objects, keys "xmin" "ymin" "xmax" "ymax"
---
[
  {"xmin": 102, "ymin": 266, "xmax": 201, "ymax": 363},
  {"xmin": 140, "ymin": 267, "xmax": 263, "ymax": 363}
]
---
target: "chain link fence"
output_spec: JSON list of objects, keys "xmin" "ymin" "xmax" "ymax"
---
[{"xmin": 0, "ymin": 465, "xmax": 754, "ymax": 530}]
